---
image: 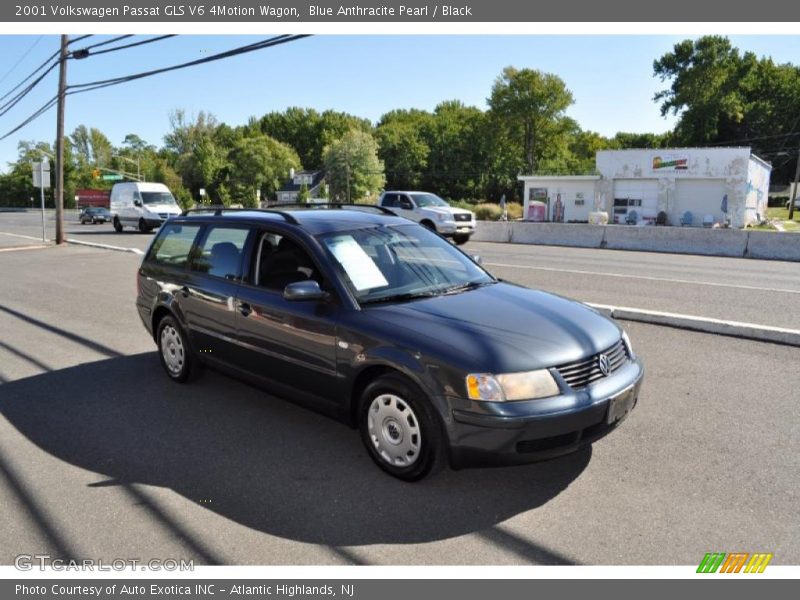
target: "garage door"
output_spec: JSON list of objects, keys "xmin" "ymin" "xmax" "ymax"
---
[
  {"xmin": 613, "ymin": 179, "xmax": 659, "ymax": 223},
  {"xmin": 675, "ymin": 179, "xmax": 726, "ymax": 224}
]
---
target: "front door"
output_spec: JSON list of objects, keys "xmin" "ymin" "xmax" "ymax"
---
[{"xmin": 234, "ymin": 230, "xmax": 342, "ymax": 409}]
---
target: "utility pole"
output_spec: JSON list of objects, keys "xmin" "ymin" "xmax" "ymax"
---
[
  {"xmin": 54, "ymin": 34, "xmax": 68, "ymax": 245},
  {"xmin": 346, "ymin": 161, "xmax": 351, "ymax": 204},
  {"xmin": 790, "ymin": 148, "xmax": 800, "ymax": 222}
]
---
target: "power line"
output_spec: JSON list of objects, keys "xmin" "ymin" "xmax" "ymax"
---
[
  {"xmin": 0, "ymin": 35, "xmax": 311, "ymax": 143},
  {"xmin": 76, "ymin": 35, "xmax": 176, "ymax": 58},
  {"xmin": 0, "ymin": 36, "xmax": 43, "ymax": 88},
  {"xmin": 67, "ymin": 35, "xmax": 308, "ymax": 95},
  {"xmin": 77, "ymin": 35, "xmax": 133, "ymax": 51},
  {"xmin": 0, "ymin": 35, "xmax": 91, "ymax": 103}
]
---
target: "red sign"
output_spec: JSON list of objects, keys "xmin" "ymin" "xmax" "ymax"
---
[{"xmin": 76, "ymin": 189, "xmax": 110, "ymax": 208}]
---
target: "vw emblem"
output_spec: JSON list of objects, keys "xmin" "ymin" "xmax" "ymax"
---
[{"xmin": 597, "ymin": 353, "xmax": 610, "ymax": 376}]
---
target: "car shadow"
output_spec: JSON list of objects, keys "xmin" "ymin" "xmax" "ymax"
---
[{"xmin": 0, "ymin": 353, "xmax": 590, "ymax": 549}]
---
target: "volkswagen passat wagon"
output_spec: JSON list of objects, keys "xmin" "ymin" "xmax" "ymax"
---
[{"xmin": 136, "ymin": 204, "xmax": 643, "ymax": 481}]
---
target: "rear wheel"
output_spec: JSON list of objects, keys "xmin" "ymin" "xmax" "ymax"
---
[
  {"xmin": 359, "ymin": 373, "xmax": 445, "ymax": 481},
  {"xmin": 156, "ymin": 316, "xmax": 199, "ymax": 383},
  {"xmin": 113, "ymin": 217, "xmax": 123, "ymax": 232}
]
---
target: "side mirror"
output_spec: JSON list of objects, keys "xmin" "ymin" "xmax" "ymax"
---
[
  {"xmin": 133, "ymin": 199, "xmax": 142, "ymax": 207},
  {"xmin": 471, "ymin": 254, "xmax": 483, "ymax": 265},
  {"xmin": 283, "ymin": 280, "xmax": 328, "ymax": 302}
]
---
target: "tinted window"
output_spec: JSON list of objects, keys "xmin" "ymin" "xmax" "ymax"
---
[
  {"xmin": 190, "ymin": 226, "xmax": 250, "ymax": 279},
  {"xmin": 254, "ymin": 232, "xmax": 321, "ymax": 290},
  {"xmin": 149, "ymin": 223, "xmax": 202, "ymax": 267},
  {"xmin": 141, "ymin": 191, "xmax": 177, "ymax": 206},
  {"xmin": 381, "ymin": 193, "xmax": 398, "ymax": 208}
]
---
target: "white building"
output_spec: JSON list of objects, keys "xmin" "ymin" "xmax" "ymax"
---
[{"xmin": 519, "ymin": 148, "xmax": 771, "ymax": 228}]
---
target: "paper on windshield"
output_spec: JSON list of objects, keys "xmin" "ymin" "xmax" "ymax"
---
[{"xmin": 325, "ymin": 236, "xmax": 388, "ymax": 291}]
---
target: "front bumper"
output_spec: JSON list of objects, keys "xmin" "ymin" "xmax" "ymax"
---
[
  {"xmin": 445, "ymin": 357, "xmax": 644, "ymax": 468},
  {"xmin": 438, "ymin": 221, "xmax": 476, "ymax": 236}
]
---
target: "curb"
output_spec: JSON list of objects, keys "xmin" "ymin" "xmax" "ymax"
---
[
  {"xmin": 589, "ymin": 303, "xmax": 800, "ymax": 348},
  {"xmin": 66, "ymin": 238, "xmax": 144, "ymax": 255}
]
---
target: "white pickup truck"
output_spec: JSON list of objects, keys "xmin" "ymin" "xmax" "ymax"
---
[{"xmin": 377, "ymin": 191, "xmax": 475, "ymax": 245}]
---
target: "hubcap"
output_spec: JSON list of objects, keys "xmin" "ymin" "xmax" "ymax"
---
[
  {"xmin": 160, "ymin": 325, "xmax": 185, "ymax": 375},
  {"xmin": 367, "ymin": 393, "xmax": 422, "ymax": 467}
]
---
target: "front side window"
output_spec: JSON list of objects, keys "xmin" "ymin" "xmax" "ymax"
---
[
  {"xmin": 149, "ymin": 223, "xmax": 202, "ymax": 267},
  {"xmin": 254, "ymin": 232, "xmax": 322, "ymax": 291},
  {"xmin": 191, "ymin": 226, "xmax": 250, "ymax": 279},
  {"xmin": 410, "ymin": 193, "xmax": 448, "ymax": 208},
  {"xmin": 141, "ymin": 191, "xmax": 177, "ymax": 206},
  {"xmin": 318, "ymin": 224, "xmax": 493, "ymax": 304}
]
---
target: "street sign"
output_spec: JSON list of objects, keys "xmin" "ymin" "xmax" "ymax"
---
[
  {"xmin": 32, "ymin": 161, "xmax": 51, "ymax": 188},
  {"xmin": 102, "ymin": 174, "xmax": 124, "ymax": 181}
]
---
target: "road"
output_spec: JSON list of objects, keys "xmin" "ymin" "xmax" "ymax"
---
[
  {"xmin": 0, "ymin": 238, "xmax": 798, "ymax": 565},
  {"xmin": 3, "ymin": 210, "xmax": 799, "ymax": 330}
]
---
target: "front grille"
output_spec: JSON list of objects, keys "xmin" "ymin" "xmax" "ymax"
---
[
  {"xmin": 556, "ymin": 339, "xmax": 628, "ymax": 390},
  {"xmin": 454, "ymin": 213, "xmax": 472, "ymax": 222}
]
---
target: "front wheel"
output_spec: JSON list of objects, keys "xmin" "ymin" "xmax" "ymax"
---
[
  {"xmin": 359, "ymin": 373, "xmax": 445, "ymax": 481},
  {"xmin": 113, "ymin": 217, "xmax": 123, "ymax": 232},
  {"xmin": 453, "ymin": 233, "xmax": 470, "ymax": 245},
  {"xmin": 138, "ymin": 218, "xmax": 152, "ymax": 233},
  {"xmin": 156, "ymin": 316, "xmax": 199, "ymax": 383}
]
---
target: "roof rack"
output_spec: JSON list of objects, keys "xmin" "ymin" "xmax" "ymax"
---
[
  {"xmin": 181, "ymin": 206, "xmax": 299, "ymax": 225},
  {"xmin": 264, "ymin": 202, "xmax": 397, "ymax": 216}
]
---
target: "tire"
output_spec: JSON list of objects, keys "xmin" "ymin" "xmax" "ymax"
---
[
  {"xmin": 359, "ymin": 373, "xmax": 445, "ymax": 481},
  {"xmin": 138, "ymin": 218, "xmax": 152, "ymax": 233},
  {"xmin": 156, "ymin": 315, "xmax": 200, "ymax": 383},
  {"xmin": 453, "ymin": 234, "xmax": 470, "ymax": 245},
  {"xmin": 113, "ymin": 217, "xmax": 123, "ymax": 232}
]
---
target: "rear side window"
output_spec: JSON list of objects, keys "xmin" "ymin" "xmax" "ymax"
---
[
  {"xmin": 149, "ymin": 223, "xmax": 202, "ymax": 267},
  {"xmin": 190, "ymin": 226, "xmax": 250, "ymax": 279},
  {"xmin": 381, "ymin": 193, "xmax": 397, "ymax": 208}
]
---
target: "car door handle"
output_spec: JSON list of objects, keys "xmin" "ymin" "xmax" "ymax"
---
[{"xmin": 237, "ymin": 302, "xmax": 252, "ymax": 317}]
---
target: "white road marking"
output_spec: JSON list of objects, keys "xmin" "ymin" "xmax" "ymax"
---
[
  {"xmin": 0, "ymin": 245, "xmax": 48, "ymax": 252},
  {"xmin": 486, "ymin": 262, "xmax": 800, "ymax": 295},
  {"xmin": 0, "ymin": 231, "xmax": 48, "ymax": 242}
]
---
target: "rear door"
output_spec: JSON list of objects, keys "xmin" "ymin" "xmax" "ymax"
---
[{"xmin": 181, "ymin": 224, "xmax": 254, "ymax": 361}]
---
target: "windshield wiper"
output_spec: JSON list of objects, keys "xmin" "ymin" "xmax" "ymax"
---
[
  {"xmin": 361, "ymin": 291, "xmax": 440, "ymax": 305},
  {"xmin": 440, "ymin": 280, "xmax": 496, "ymax": 295}
]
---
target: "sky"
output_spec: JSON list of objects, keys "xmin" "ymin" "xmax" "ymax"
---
[{"xmin": 1, "ymin": 34, "xmax": 800, "ymax": 172}]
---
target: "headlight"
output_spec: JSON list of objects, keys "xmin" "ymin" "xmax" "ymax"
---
[
  {"xmin": 466, "ymin": 370, "xmax": 560, "ymax": 401},
  {"xmin": 621, "ymin": 330, "xmax": 635, "ymax": 358}
]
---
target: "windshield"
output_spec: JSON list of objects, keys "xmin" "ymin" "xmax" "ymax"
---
[
  {"xmin": 318, "ymin": 224, "xmax": 494, "ymax": 304},
  {"xmin": 410, "ymin": 193, "xmax": 449, "ymax": 208},
  {"xmin": 141, "ymin": 191, "xmax": 177, "ymax": 206}
]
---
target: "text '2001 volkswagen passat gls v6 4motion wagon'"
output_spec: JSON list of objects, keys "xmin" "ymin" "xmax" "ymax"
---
[{"xmin": 136, "ymin": 205, "xmax": 643, "ymax": 481}]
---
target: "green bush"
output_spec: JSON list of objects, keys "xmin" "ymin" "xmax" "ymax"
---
[{"xmin": 472, "ymin": 203, "xmax": 503, "ymax": 221}]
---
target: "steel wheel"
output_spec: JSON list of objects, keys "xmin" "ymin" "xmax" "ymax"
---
[
  {"xmin": 160, "ymin": 324, "xmax": 185, "ymax": 376},
  {"xmin": 367, "ymin": 393, "xmax": 422, "ymax": 467}
]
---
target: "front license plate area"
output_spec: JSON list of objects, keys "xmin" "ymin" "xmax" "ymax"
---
[{"xmin": 606, "ymin": 387, "xmax": 636, "ymax": 424}]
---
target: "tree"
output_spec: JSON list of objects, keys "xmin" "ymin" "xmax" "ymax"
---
[
  {"xmin": 297, "ymin": 183, "xmax": 310, "ymax": 204},
  {"xmin": 375, "ymin": 109, "xmax": 432, "ymax": 191},
  {"xmin": 228, "ymin": 134, "xmax": 301, "ymax": 207},
  {"xmin": 488, "ymin": 67, "xmax": 574, "ymax": 174},
  {"xmin": 653, "ymin": 36, "xmax": 756, "ymax": 144},
  {"xmin": 323, "ymin": 130, "xmax": 385, "ymax": 203}
]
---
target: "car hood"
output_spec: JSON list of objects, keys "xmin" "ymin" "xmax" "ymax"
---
[
  {"xmin": 145, "ymin": 204, "xmax": 181, "ymax": 214},
  {"xmin": 420, "ymin": 206, "xmax": 471, "ymax": 217},
  {"xmin": 364, "ymin": 282, "xmax": 621, "ymax": 372}
]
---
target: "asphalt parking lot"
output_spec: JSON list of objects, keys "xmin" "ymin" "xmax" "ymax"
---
[{"xmin": 0, "ymin": 213, "xmax": 798, "ymax": 565}]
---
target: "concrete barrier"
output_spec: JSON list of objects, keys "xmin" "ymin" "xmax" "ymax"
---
[
  {"xmin": 604, "ymin": 225, "xmax": 749, "ymax": 257},
  {"xmin": 745, "ymin": 230, "xmax": 800, "ymax": 262},
  {"xmin": 472, "ymin": 221, "xmax": 512, "ymax": 243},
  {"xmin": 510, "ymin": 222, "xmax": 606, "ymax": 248}
]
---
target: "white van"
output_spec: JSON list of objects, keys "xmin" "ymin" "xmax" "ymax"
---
[{"xmin": 110, "ymin": 182, "xmax": 182, "ymax": 233}]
